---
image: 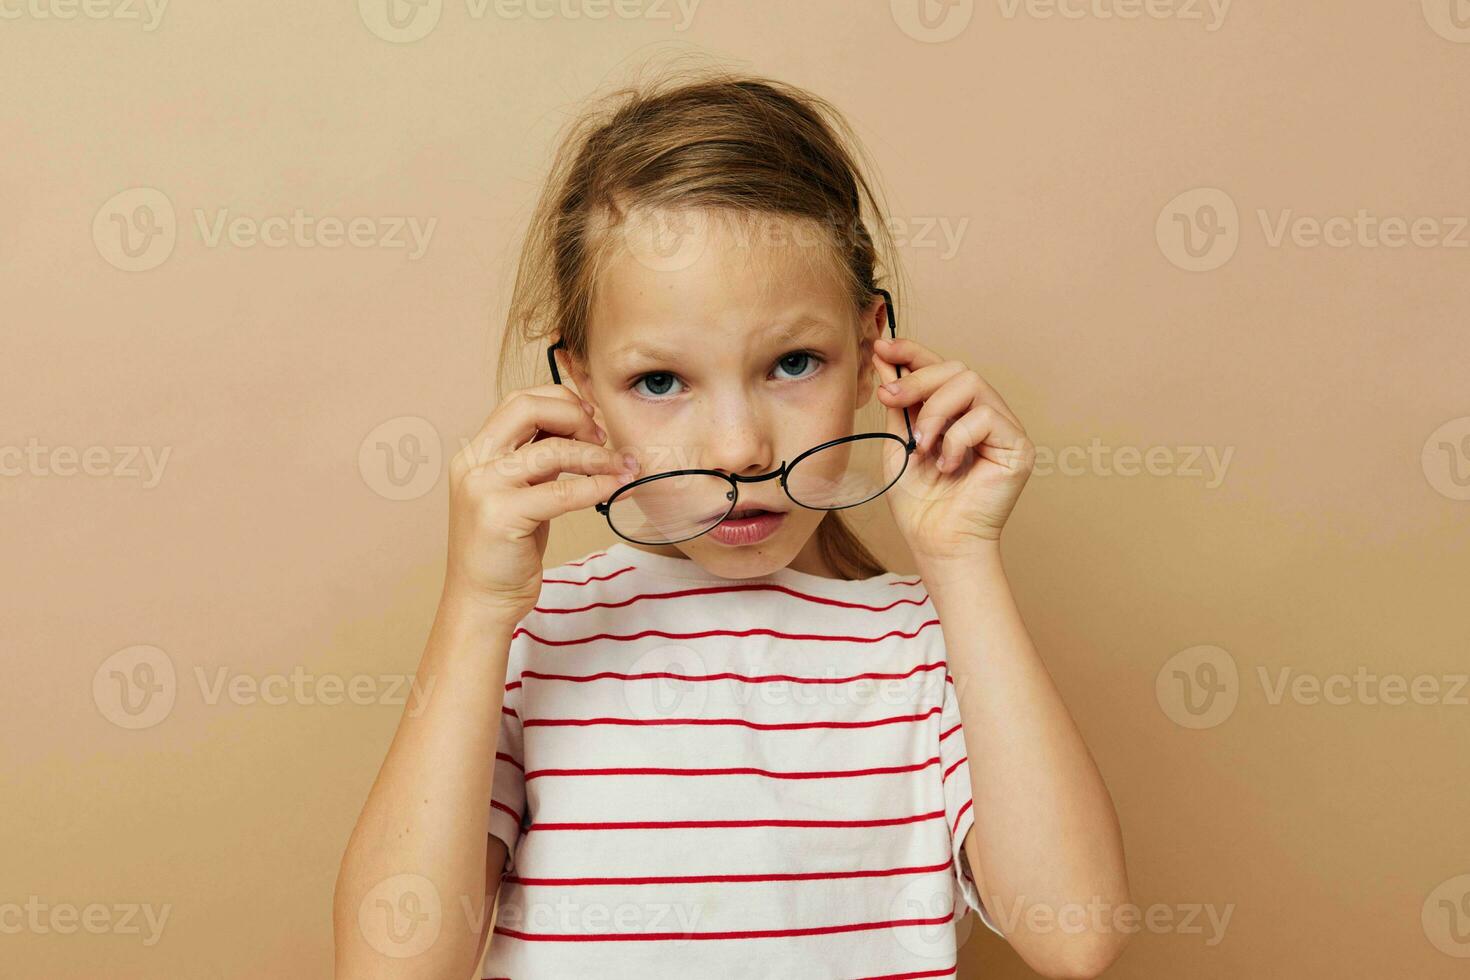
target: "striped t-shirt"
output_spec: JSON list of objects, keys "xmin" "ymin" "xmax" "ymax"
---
[{"xmin": 481, "ymin": 541, "xmax": 1002, "ymax": 979}]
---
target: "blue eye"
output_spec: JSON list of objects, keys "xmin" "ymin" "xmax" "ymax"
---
[
  {"xmin": 632, "ymin": 372, "xmax": 683, "ymax": 398},
  {"xmin": 774, "ymin": 351, "xmax": 821, "ymax": 380},
  {"xmin": 629, "ymin": 351, "xmax": 824, "ymax": 401}
]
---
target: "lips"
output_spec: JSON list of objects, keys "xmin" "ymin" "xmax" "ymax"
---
[{"xmin": 726, "ymin": 507, "xmax": 779, "ymax": 519}]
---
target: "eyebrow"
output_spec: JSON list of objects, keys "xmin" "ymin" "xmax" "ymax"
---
[{"xmin": 609, "ymin": 316, "xmax": 842, "ymax": 368}]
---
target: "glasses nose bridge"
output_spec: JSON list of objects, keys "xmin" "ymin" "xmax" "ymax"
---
[{"xmin": 728, "ymin": 465, "xmax": 787, "ymax": 486}]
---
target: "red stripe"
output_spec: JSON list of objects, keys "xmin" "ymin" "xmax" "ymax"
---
[
  {"xmin": 516, "ymin": 661, "xmax": 946, "ymax": 688},
  {"xmin": 856, "ymin": 966, "xmax": 957, "ymax": 980},
  {"xmin": 536, "ymin": 582, "xmax": 930, "ymax": 616},
  {"xmin": 493, "ymin": 912, "xmax": 954, "ymax": 943},
  {"xmin": 496, "ymin": 752, "xmax": 524, "ymax": 772},
  {"xmin": 942, "ymin": 756, "xmax": 967, "ymax": 783},
  {"xmin": 490, "ymin": 799, "xmax": 520, "ymax": 822},
  {"xmin": 938, "ymin": 722, "xmax": 962, "ymax": 742},
  {"xmin": 521, "ymin": 706, "xmax": 941, "ymax": 732},
  {"xmin": 511, "ymin": 620, "xmax": 940, "ymax": 649},
  {"xmin": 541, "ymin": 565, "xmax": 635, "ymax": 586},
  {"xmin": 525, "ymin": 810, "xmax": 946, "ymax": 833},
  {"xmin": 561, "ymin": 551, "xmax": 607, "ymax": 568},
  {"xmin": 501, "ymin": 706, "xmax": 519, "ymax": 719},
  {"xmin": 504, "ymin": 680, "xmax": 522, "ymax": 692},
  {"xmin": 503, "ymin": 859, "xmax": 952, "ymax": 887},
  {"xmin": 525, "ymin": 757, "xmax": 941, "ymax": 782},
  {"xmin": 952, "ymin": 798, "xmax": 973, "ymax": 837}
]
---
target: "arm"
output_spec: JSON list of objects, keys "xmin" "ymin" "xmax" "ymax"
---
[
  {"xmin": 924, "ymin": 544, "xmax": 1131, "ymax": 980},
  {"xmin": 332, "ymin": 593, "xmax": 518, "ymax": 980}
]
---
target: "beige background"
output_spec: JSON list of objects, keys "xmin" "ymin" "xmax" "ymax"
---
[{"xmin": 4, "ymin": 1, "xmax": 1469, "ymax": 977}]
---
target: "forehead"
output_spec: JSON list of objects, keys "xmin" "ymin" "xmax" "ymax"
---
[{"xmin": 589, "ymin": 209, "xmax": 854, "ymax": 365}]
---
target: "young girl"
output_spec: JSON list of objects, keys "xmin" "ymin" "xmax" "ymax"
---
[{"xmin": 334, "ymin": 69, "xmax": 1129, "ymax": 980}]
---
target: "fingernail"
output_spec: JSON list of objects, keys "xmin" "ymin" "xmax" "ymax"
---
[
  {"xmin": 882, "ymin": 382, "xmax": 901, "ymax": 395},
  {"xmin": 595, "ymin": 424, "xmax": 607, "ymax": 441},
  {"xmin": 620, "ymin": 450, "xmax": 639, "ymax": 472}
]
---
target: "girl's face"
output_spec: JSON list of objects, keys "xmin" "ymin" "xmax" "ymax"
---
[{"xmin": 568, "ymin": 209, "xmax": 885, "ymax": 579}]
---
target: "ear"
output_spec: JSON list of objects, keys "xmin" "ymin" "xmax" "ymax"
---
[
  {"xmin": 556, "ymin": 342, "xmax": 601, "ymax": 419},
  {"xmin": 853, "ymin": 294, "xmax": 888, "ymax": 411}
]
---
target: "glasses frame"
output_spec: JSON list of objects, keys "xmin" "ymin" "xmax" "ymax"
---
[{"xmin": 546, "ymin": 287, "xmax": 918, "ymax": 545}]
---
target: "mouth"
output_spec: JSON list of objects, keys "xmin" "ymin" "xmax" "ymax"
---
[{"xmin": 720, "ymin": 505, "xmax": 785, "ymax": 522}]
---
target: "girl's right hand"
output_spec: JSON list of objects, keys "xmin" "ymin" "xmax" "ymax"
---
[{"xmin": 443, "ymin": 383, "xmax": 638, "ymax": 623}]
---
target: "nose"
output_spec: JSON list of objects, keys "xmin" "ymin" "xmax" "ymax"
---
[{"xmin": 700, "ymin": 396, "xmax": 777, "ymax": 479}]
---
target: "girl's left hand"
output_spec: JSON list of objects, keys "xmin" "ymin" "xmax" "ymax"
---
[{"xmin": 870, "ymin": 337, "xmax": 1036, "ymax": 563}]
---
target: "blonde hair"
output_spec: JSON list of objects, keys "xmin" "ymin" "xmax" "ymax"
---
[{"xmin": 495, "ymin": 61, "xmax": 908, "ymax": 580}]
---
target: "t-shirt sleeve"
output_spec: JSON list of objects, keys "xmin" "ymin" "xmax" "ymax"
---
[
  {"xmin": 939, "ymin": 670, "xmax": 1005, "ymax": 939},
  {"xmin": 487, "ymin": 631, "xmax": 528, "ymax": 873}
]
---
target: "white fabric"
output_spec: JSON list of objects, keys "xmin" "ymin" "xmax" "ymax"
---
[{"xmin": 481, "ymin": 542, "xmax": 1002, "ymax": 979}]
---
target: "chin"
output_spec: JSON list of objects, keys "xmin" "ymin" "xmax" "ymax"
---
[{"xmin": 684, "ymin": 535, "xmax": 796, "ymax": 579}]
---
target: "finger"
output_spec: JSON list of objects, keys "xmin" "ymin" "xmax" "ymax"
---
[
  {"xmin": 461, "ymin": 389, "xmax": 600, "ymax": 470},
  {"xmin": 869, "ymin": 351, "xmax": 910, "ymax": 443},
  {"xmin": 880, "ymin": 361, "xmax": 1024, "ymax": 434},
  {"xmin": 936, "ymin": 403, "xmax": 1032, "ymax": 474},
  {"xmin": 519, "ymin": 471, "xmax": 635, "ymax": 524},
  {"xmin": 872, "ymin": 336, "xmax": 947, "ymax": 379},
  {"xmin": 504, "ymin": 438, "xmax": 639, "ymax": 488}
]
